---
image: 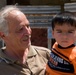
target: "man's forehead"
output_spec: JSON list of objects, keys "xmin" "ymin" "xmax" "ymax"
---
[{"xmin": 7, "ymin": 10, "xmax": 23, "ymax": 17}]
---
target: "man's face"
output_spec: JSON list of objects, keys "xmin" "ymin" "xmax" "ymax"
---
[
  {"xmin": 5, "ymin": 10, "xmax": 31, "ymax": 49},
  {"xmin": 52, "ymin": 23, "xmax": 76, "ymax": 47}
]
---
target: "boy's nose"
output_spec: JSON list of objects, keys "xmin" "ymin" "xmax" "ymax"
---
[{"xmin": 62, "ymin": 33, "xmax": 68, "ymax": 38}]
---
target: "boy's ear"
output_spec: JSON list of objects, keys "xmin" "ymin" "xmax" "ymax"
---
[
  {"xmin": 0, "ymin": 32, "xmax": 5, "ymax": 38},
  {"xmin": 52, "ymin": 30, "xmax": 54, "ymax": 37}
]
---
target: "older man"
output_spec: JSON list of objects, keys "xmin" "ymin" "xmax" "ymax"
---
[{"xmin": 0, "ymin": 5, "xmax": 50, "ymax": 75}]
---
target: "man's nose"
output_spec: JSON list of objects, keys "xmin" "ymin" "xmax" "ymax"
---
[{"xmin": 24, "ymin": 27, "xmax": 31, "ymax": 34}]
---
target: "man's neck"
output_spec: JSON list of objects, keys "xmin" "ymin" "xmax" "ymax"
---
[{"xmin": 5, "ymin": 46, "xmax": 29, "ymax": 64}]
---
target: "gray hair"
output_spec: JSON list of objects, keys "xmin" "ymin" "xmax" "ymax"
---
[{"xmin": 0, "ymin": 5, "xmax": 20, "ymax": 35}]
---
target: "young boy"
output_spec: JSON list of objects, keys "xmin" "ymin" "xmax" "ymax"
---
[{"xmin": 46, "ymin": 11, "xmax": 76, "ymax": 75}]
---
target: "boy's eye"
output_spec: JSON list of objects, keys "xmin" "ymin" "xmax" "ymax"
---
[
  {"xmin": 57, "ymin": 30, "xmax": 62, "ymax": 33},
  {"xmin": 68, "ymin": 31, "xmax": 74, "ymax": 33}
]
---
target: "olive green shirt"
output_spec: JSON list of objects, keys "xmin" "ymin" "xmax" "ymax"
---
[{"xmin": 0, "ymin": 45, "xmax": 50, "ymax": 75}]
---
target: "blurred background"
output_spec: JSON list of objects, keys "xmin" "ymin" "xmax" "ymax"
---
[{"xmin": 0, "ymin": 0, "xmax": 76, "ymax": 49}]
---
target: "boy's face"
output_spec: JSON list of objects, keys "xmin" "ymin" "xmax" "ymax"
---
[{"xmin": 52, "ymin": 23, "xmax": 76, "ymax": 47}]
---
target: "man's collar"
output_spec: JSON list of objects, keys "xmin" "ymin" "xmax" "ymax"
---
[
  {"xmin": 27, "ymin": 45, "xmax": 37, "ymax": 57},
  {"xmin": 0, "ymin": 47, "xmax": 15, "ymax": 64}
]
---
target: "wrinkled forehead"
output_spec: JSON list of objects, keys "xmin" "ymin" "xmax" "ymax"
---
[
  {"xmin": 6, "ymin": 10, "xmax": 26, "ymax": 19},
  {"xmin": 5, "ymin": 10, "xmax": 28, "ymax": 29},
  {"xmin": 6, "ymin": 10, "xmax": 29, "ymax": 25}
]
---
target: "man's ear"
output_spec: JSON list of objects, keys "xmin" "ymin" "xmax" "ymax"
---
[{"xmin": 0, "ymin": 32, "xmax": 5, "ymax": 38}]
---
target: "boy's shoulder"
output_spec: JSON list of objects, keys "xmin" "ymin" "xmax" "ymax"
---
[{"xmin": 70, "ymin": 46, "xmax": 76, "ymax": 60}]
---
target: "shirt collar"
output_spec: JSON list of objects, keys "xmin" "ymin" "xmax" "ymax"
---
[
  {"xmin": 27, "ymin": 45, "xmax": 37, "ymax": 57},
  {"xmin": 0, "ymin": 47, "xmax": 15, "ymax": 64}
]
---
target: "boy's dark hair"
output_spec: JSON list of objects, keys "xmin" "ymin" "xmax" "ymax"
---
[{"xmin": 51, "ymin": 11, "xmax": 76, "ymax": 30}]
